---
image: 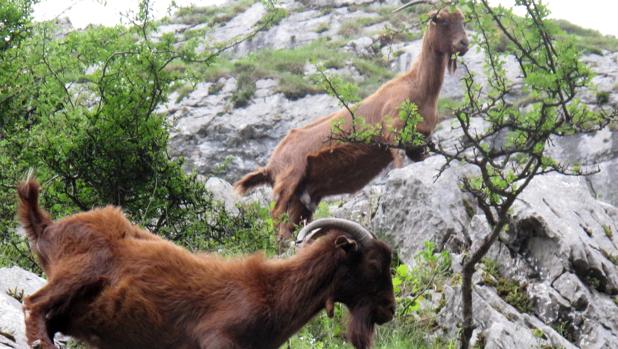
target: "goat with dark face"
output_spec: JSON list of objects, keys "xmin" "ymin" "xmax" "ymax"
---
[
  {"xmin": 235, "ymin": 3, "xmax": 469, "ymax": 240},
  {"xmin": 17, "ymin": 180, "xmax": 395, "ymax": 349}
]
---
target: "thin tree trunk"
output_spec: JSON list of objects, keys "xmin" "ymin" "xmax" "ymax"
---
[{"xmin": 459, "ymin": 221, "xmax": 507, "ymax": 349}]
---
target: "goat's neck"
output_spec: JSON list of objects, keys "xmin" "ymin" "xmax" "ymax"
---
[
  {"xmin": 408, "ymin": 33, "xmax": 448, "ymax": 103},
  {"xmin": 271, "ymin": 244, "xmax": 341, "ymax": 339}
]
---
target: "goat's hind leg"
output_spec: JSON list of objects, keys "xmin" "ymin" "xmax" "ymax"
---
[
  {"xmin": 24, "ymin": 270, "xmax": 107, "ymax": 349},
  {"xmin": 271, "ymin": 171, "xmax": 305, "ymax": 241}
]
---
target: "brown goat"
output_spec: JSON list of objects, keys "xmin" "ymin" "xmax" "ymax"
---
[
  {"xmin": 17, "ymin": 180, "xmax": 395, "ymax": 349},
  {"xmin": 235, "ymin": 7, "xmax": 469, "ymax": 239}
]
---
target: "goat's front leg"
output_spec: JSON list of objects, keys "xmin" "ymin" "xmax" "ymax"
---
[
  {"xmin": 24, "ymin": 290, "xmax": 60, "ymax": 349},
  {"xmin": 24, "ymin": 268, "xmax": 107, "ymax": 349},
  {"xmin": 199, "ymin": 332, "xmax": 243, "ymax": 349},
  {"xmin": 289, "ymin": 194, "xmax": 316, "ymax": 231}
]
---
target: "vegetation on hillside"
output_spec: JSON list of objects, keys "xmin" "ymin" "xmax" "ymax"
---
[
  {"xmin": 0, "ymin": 0, "xmax": 282, "ymax": 270},
  {"xmin": 0, "ymin": 0, "xmax": 458, "ymax": 348},
  {"xmin": 0, "ymin": 0, "xmax": 616, "ymax": 348},
  {"xmin": 316, "ymin": 0, "xmax": 615, "ymax": 348}
]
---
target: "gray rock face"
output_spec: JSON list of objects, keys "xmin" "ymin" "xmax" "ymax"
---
[
  {"xmin": 438, "ymin": 284, "xmax": 578, "ymax": 349},
  {"xmin": 204, "ymin": 176, "xmax": 240, "ymax": 214},
  {"xmin": 546, "ymin": 127, "xmax": 618, "ymax": 206},
  {"xmin": 352, "ymin": 156, "xmax": 474, "ymax": 260},
  {"xmin": 0, "ymin": 267, "xmax": 46, "ymax": 349},
  {"xmin": 333, "ymin": 144, "xmax": 618, "ymax": 348},
  {"xmin": 231, "ymin": 2, "xmax": 380, "ymax": 56},
  {"xmin": 168, "ymin": 78, "xmax": 340, "ymax": 182}
]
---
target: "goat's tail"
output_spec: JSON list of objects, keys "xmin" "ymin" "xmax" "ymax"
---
[
  {"xmin": 234, "ymin": 168, "xmax": 271, "ymax": 195},
  {"xmin": 17, "ymin": 178, "xmax": 52, "ymax": 242}
]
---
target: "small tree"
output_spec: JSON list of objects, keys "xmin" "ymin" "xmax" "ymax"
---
[
  {"xmin": 0, "ymin": 0, "xmax": 283, "ymax": 270},
  {"xmin": 317, "ymin": 1, "xmax": 615, "ymax": 348},
  {"xmin": 438, "ymin": 1, "xmax": 614, "ymax": 346}
]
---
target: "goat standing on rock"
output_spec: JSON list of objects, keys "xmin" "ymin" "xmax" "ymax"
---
[
  {"xmin": 235, "ymin": 3, "xmax": 469, "ymax": 240},
  {"xmin": 17, "ymin": 179, "xmax": 395, "ymax": 349}
]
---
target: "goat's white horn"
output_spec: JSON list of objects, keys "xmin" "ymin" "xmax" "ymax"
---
[
  {"xmin": 295, "ymin": 218, "xmax": 375, "ymax": 247},
  {"xmin": 393, "ymin": 0, "xmax": 438, "ymax": 13}
]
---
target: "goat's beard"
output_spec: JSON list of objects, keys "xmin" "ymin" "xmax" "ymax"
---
[
  {"xmin": 347, "ymin": 306, "xmax": 374, "ymax": 349},
  {"xmin": 448, "ymin": 53, "xmax": 458, "ymax": 74}
]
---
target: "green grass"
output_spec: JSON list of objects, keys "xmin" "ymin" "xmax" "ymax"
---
[
  {"xmin": 482, "ymin": 259, "xmax": 533, "ymax": 314},
  {"xmin": 286, "ymin": 309, "xmax": 456, "ymax": 348},
  {"xmin": 231, "ymin": 72, "xmax": 257, "ymax": 107},
  {"xmin": 338, "ymin": 16, "xmax": 384, "ymax": 38},
  {"xmin": 197, "ymin": 40, "xmax": 395, "ymax": 104},
  {"xmin": 174, "ymin": 83, "xmax": 195, "ymax": 103},
  {"xmin": 168, "ymin": 0, "xmax": 255, "ymax": 27},
  {"xmin": 554, "ymin": 19, "xmax": 618, "ymax": 53},
  {"xmin": 438, "ymin": 98, "xmax": 460, "ymax": 117}
]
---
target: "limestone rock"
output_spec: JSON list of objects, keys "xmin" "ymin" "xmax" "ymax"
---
[{"xmin": 0, "ymin": 267, "xmax": 45, "ymax": 349}]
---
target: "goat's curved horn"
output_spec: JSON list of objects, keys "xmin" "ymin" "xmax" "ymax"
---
[
  {"xmin": 295, "ymin": 218, "xmax": 375, "ymax": 247},
  {"xmin": 393, "ymin": 0, "xmax": 438, "ymax": 13}
]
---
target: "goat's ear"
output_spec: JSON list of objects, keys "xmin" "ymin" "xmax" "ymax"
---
[
  {"xmin": 335, "ymin": 236, "xmax": 358, "ymax": 253},
  {"xmin": 428, "ymin": 10, "xmax": 441, "ymax": 24}
]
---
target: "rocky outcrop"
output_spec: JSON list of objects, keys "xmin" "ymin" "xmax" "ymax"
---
[
  {"xmin": 0, "ymin": 267, "xmax": 44, "ymax": 349},
  {"xmin": 331, "ymin": 134, "xmax": 618, "ymax": 348},
  {"xmin": 166, "ymin": 78, "xmax": 340, "ymax": 182}
]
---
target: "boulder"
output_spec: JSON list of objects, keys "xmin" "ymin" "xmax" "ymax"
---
[{"xmin": 0, "ymin": 267, "xmax": 46, "ymax": 349}]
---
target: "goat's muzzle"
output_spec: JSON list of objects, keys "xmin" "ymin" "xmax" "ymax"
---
[{"xmin": 373, "ymin": 298, "xmax": 396, "ymax": 325}]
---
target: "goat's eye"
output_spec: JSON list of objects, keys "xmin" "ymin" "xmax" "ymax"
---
[{"xmin": 434, "ymin": 18, "xmax": 448, "ymax": 26}]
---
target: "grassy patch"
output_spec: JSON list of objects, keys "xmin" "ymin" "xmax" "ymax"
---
[
  {"xmin": 338, "ymin": 16, "xmax": 385, "ymax": 38},
  {"xmin": 170, "ymin": 0, "xmax": 255, "ymax": 27},
  {"xmin": 553, "ymin": 19, "xmax": 618, "ymax": 53},
  {"xmin": 174, "ymin": 84, "xmax": 195, "ymax": 103},
  {"xmin": 199, "ymin": 40, "xmax": 396, "ymax": 102},
  {"xmin": 482, "ymin": 258, "xmax": 533, "ymax": 313},
  {"xmin": 596, "ymin": 91, "xmax": 610, "ymax": 105},
  {"xmin": 231, "ymin": 72, "xmax": 257, "ymax": 108},
  {"xmin": 603, "ymin": 225, "xmax": 613, "ymax": 239},
  {"xmin": 350, "ymin": 57, "xmax": 395, "ymax": 94}
]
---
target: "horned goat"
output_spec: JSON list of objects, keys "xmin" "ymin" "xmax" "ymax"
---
[
  {"xmin": 17, "ymin": 180, "xmax": 395, "ymax": 349},
  {"xmin": 235, "ymin": 3, "xmax": 469, "ymax": 239}
]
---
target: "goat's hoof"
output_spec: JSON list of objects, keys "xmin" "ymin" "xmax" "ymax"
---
[
  {"xmin": 405, "ymin": 146, "xmax": 428, "ymax": 162},
  {"xmin": 30, "ymin": 339, "xmax": 56, "ymax": 349}
]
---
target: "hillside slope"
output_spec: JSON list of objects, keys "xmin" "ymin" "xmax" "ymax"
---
[{"xmin": 1, "ymin": 0, "xmax": 617, "ymax": 348}]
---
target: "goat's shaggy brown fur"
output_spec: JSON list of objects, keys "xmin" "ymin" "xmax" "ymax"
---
[
  {"xmin": 18, "ymin": 180, "xmax": 394, "ymax": 349},
  {"xmin": 235, "ymin": 9, "xmax": 469, "ymax": 239}
]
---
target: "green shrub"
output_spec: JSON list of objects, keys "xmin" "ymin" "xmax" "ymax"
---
[
  {"xmin": 231, "ymin": 72, "xmax": 257, "ymax": 108},
  {"xmin": 208, "ymin": 81, "xmax": 224, "ymax": 95},
  {"xmin": 482, "ymin": 259, "xmax": 533, "ymax": 313},
  {"xmin": 596, "ymin": 91, "xmax": 610, "ymax": 105},
  {"xmin": 0, "ymin": 0, "xmax": 285, "ymax": 273}
]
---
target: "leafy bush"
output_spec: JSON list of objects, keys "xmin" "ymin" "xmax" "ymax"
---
[
  {"xmin": 0, "ymin": 0, "xmax": 282, "ymax": 272},
  {"xmin": 482, "ymin": 259, "xmax": 533, "ymax": 313}
]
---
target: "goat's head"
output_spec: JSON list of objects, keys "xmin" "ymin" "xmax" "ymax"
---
[
  {"xmin": 297, "ymin": 219, "xmax": 395, "ymax": 349},
  {"xmin": 396, "ymin": 1, "xmax": 469, "ymax": 72}
]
